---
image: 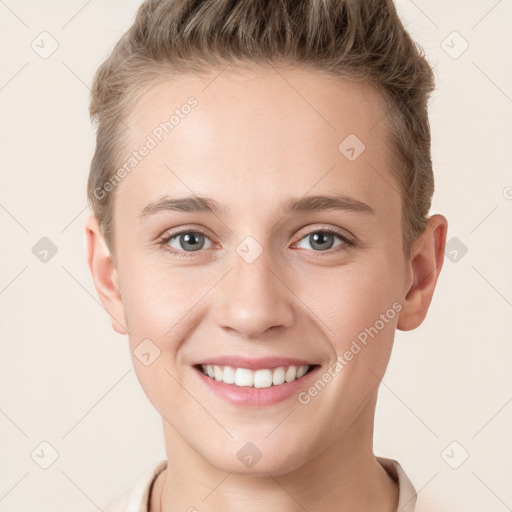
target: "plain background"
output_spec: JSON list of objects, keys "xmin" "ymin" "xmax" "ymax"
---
[{"xmin": 0, "ymin": 1, "xmax": 511, "ymax": 511}]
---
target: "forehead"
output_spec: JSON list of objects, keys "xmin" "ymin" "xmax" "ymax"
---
[{"xmin": 116, "ymin": 66, "xmax": 400, "ymax": 223}]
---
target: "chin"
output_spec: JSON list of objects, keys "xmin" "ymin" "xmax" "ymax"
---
[{"xmin": 205, "ymin": 443, "xmax": 308, "ymax": 477}]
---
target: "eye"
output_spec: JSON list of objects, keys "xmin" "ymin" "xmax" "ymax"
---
[
  {"xmin": 293, "ymin": 227, "xmax": 355, "ymax": 252},
  {"xmin": 159, "ymin": 226, "xmax": 356, "ymax": 258},
  {"xmin": 159, "ymin": 229, "xmax": 213, "ymax": 256}
]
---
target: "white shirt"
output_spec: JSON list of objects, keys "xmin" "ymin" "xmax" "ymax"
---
[{"xmin": 100, "ymin": 456, "xmax": 420, "ymax": 512}]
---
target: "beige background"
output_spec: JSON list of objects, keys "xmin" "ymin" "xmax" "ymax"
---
[{"xmin": 0, "ymin": 1, "xmax": 511, "ymax": 510}]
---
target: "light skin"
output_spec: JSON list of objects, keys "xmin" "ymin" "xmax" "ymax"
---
[{"xmin": 85, "ymin": 65, "xmax": 447, "ymax": 512}]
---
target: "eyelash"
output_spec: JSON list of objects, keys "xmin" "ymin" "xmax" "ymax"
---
[{"xmin": 158, "ymin": 226, "xmax": 357, "ymax": 259}]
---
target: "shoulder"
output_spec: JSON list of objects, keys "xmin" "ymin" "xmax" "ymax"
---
[
  {"xmin": 99, "ymin": 459, "xmax": 168, "ymax": 512},
  {"xmin": 101, "ymin": 490, "xmax": 130, "ymax": 512},
  {"xmin": 377, "ymin": 456, "xmax": 446, "ymax": 512},
  {"xmin": 377, "ymin": 456, "xmax": 417, "ymax": 512}
]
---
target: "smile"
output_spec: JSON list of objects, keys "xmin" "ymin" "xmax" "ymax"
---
[
  {"xmin": 192, "ymin": 356, "xmax": 321, "ymax": 406},
  {"xmin": 199, "ymin": 364, "xmax": 314, "ymax": 388}
]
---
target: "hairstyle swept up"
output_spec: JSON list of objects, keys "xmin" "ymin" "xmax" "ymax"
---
[{"xmin": 88, "ymin": 0, "xmax": 436, "ymax": 262}]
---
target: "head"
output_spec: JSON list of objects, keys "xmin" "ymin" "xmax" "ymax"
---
[{"xmin": 85, "ymin": 0, "xmax": 447, "ymax": 475}]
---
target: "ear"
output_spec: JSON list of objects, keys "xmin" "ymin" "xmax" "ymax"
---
[
  {"xmin": 397, "ymin": 214, "xmax": 448, "ymax": 332},
  {"xmin": 84, "ymin": 214, "xmax": 128, "ymax": 335}
]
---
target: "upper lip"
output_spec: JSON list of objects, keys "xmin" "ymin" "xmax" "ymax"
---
[{"xmin": 194, "ymin": 356, "xmax": 318, "ymax": 371}]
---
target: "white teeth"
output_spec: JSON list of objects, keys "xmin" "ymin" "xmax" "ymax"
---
[
  {"xmin": 213, "ymin": 365, "xmax": 222, "ymax": 381},
  {"xmin": 272, "ymin": 367, "xmax": 285, "ymax": 386},
  {"xmin": 296, "ymin": 365, "xmax": 308, "ymax": 378},
  {"xmin": 222, "ymin": 365, "xmax": 236, "ymax": 384},
  {"xmin": 285, "ymin": 366, "xmax": 297, "ymax": 382},
  {"xmin": 199, "ymin": 364, "xmax": 311, "ymax": 387},
  {"xmin": 253, "ymin": 369, "xmax": 273, "ymax": 388},
  {"xmin": 235, "ymin": 368, "xmax": 253, "ymax": 387}
]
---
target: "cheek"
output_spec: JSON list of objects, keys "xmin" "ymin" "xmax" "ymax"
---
[
  {"xmin": 304, "ymin": 256, "xmax": 400, "ymax": 367},
  {"xmin": 121, "ymin": 264, "xmax": 204, "ymax": 338},
  {"xmin": 120, "ymin": 266, "xmax": 200, "ymax": 411}
]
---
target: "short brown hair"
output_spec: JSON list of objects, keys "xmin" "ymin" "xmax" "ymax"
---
[{"xmin": 87, "ymin": 0, "xmax": 436, "ymax": 263}]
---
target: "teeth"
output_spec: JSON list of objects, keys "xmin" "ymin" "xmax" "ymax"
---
[
  {"xmin": 296, "ymin": 365, "xmax": 308, "ymax": 378},
  {"xmin": 235, "ymin": 368, "xmax": 253, "ymax": 387},
  {"xmin": 253, "ymin": 369, "xmax": 273, "ymax": 388},
  {"xmin": 272, "ymin": 366, "xmax": 285, "ymax": 385},
  {"xmin": 200, "ymin": 364, "xmax": 311, "ymax": 387},
  {"xmin": 222, "ymin": 365, "xmax": 236, "ymax": 384},
  {"xmin": 285, "ymin": 366, "xmax": 297, "ymax": 382}
]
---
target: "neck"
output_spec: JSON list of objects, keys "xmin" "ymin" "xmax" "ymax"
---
[{"xmin": 152, "ymin": 393, "xmax": 399, "ymax": 512}]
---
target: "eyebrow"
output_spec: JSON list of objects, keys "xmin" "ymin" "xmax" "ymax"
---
[{"xmin": 138, "ymin": 193, "xmax": 376, "ymax": 220}]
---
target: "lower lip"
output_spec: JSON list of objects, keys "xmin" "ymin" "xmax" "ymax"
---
[{"xmin": 193, "ymin": 365, "xmax": 320, "ymax": 407}]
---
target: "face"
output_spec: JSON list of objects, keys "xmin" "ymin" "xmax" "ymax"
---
[{"xmin": 87, "ymin": 65, "xmax": 438, "ymax": 476}]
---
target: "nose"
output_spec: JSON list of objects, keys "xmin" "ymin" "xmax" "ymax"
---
[{"xmin": 213, "ymin": 246, "xmax": 295, "ymax": 339}]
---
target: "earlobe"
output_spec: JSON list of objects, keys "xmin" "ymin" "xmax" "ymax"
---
[
  {"xmin": 397, "ymin": 214, "xmax": 448, "ymax": 332},
  {"xmin": 84, "ymin": 214, "xmax": 128, "ymax": 336}
]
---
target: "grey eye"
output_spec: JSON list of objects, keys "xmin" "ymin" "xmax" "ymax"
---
[
  {"xmin": 168, "ymin": 231, "xmax": 212, "ymax": 252},
  {"xmin": 296, "ymin": 231, "xmax": 344, "ymax": 251}
]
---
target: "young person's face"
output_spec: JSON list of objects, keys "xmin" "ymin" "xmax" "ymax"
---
[{"xmin": 86, "ymin": 66, "xmax": 446, "ymax": 475}]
